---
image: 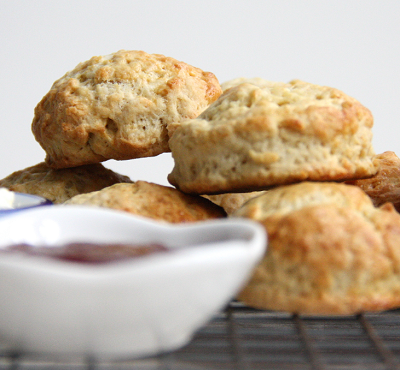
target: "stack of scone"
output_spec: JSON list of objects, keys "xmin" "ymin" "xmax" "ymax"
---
[
  {"xmin": 4, "ymin": 48, "xmax": 400, "ymax": 315},
  {"xmin": 166, "ymin": 76, "xmax": 400, "ymax": 315}
]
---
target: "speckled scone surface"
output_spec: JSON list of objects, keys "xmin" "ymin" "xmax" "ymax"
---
[
  {"xmin": 168, "ymin": 79, "xmax": 376, "ymax": 194},
  {"xmin": 65, "ymin": 181, "xmax": 226, "ymax": 223},
  {"xmin": 346, "ymin": 151, "xmax": 400, "ymax": 212},
  {"xmin": 32, "ymin": 50, "xmax": 221, "ymax": 168},
  {"xmin": 0, "ymin": 162, "xmax": 132, "ymax": 204},
  {"xmin": 232, "ymin": 182, "xmax": 400, "ymax": 315}
]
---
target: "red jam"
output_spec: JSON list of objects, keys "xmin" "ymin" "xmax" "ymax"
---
[{"xmin": 3, "ymin": 242, "xmax": 168, "ymax": 264}]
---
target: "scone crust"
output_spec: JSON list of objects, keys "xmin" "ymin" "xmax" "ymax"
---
[
  {"xmin": 346, "ymin": 151, "xmax": 400, "ymax": 211},
  {"xmin": 168, "ymin": 79, "xmax": 376, "ymax": 194},
  {"xmin": 233, "ymin": 181, "xmax": 374, "ymax": 220},
  {"xmin": 233, "ymin": 182, "xmax": 400, "ymax": 315},
  {"xmin": 203, "ymin": 191, "xmax": 265, "ymax": 215},
  {"xmin": 64, "ymin": 181, "xmax": 226, "ymax": 223},
  {"xmin": 221, "ymin": 77, "xmax": 283, "ymax": 92},
  {"xmin": 0, "ymin": 162, "xmax": 132, "ymax": 204},
  {"xmin": 32, "ymin": 50, "xmax": 221, "ymax": 168}
]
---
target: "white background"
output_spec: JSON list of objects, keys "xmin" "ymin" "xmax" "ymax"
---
[{"xmin": 1, "ymin": 0, "xmax": 399, "ymax": 186}]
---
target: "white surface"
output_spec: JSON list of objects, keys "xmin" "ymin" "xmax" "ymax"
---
[
  {"xmin": 0, "ymin": 188, "xmax": 15, "ymax": 209},
  {"xmin": 1, "ymin": 1, "xmax": 399, "ymax": 185},
  {"xmin": 0, "ymin": 189, "xmax": 49, "ymax": 210},
  {"xmin": 0, "ymin": 191, "xmax": 51, "ymax": 215},
  {"xmin": 0, "ymin": 205, "xmax": 266, "ymax": 359}
]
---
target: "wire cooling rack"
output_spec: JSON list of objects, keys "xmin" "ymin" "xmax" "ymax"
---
[{"xmin": 1, "ymin": 301, "xmax": 400, "ymax": 370}]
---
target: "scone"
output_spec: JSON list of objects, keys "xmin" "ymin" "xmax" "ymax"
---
[
  {"xmin": 0, "ymin": 162, "xmax": 132, "ymax": 204},
  {"xmin": 203, "ymin": 191, "xmax": 265, "ymax": 215},
  {"xmin": 346, "ymin": 151, "xmax": 400, "ymax": 212},
  {"xmin": 168, "ymin": 79, "xmax": 376, "ymax": 194},
  {"xmin": 32, "ymin": 50, "xmax": 222, "ymax": 168},
  {"xmin": 232, "ymin": 182, "xmax": 400, "ymax": 315},
  {"xmin": 64, "ymin": 181, "xmax": 227, "ymax": 223}
]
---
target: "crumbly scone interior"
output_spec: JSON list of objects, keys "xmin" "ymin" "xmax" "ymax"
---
[{"xmin": 345, "ymin": 151, "xmax": 400, "ymax": 211}]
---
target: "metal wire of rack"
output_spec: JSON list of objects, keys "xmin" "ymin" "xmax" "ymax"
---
[{"xmin": 1, "ymin": 301, "xmax": 400, "ymax": 370}]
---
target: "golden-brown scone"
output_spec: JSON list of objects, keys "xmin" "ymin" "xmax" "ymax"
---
[
  {"xmin": 232, "ymin": 182, "xmax": 400, "ymax": 315},
  {"xmin": 0, "ymin": 162, "xmax": 132, "ymax": 204},
  {"xmin": 168, "ymin": 79, "xmax": 376, "ymax": 194},
  {"xmin": 32, "ymin": 50, "xmax": 222, "ymax": 168},
  {"xmin": 203, "ymin": 191, "xmax": 265, "ymax": 215},
  {"xmin": 64, "ymin": 181, "xmax": 226, "ymax": 223},
  {"xmin": 345, "ymin": 151, "xmax": 400, "ymax": 212}
]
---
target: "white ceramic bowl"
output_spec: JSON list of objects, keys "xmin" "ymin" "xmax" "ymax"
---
[{"xmin": 0, "ymin": 205, "xmax": 266, "ymax": 360}]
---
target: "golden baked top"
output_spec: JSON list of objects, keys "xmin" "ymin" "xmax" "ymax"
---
[
  {"xmin": 64, "ymin": 181, "xmax": 227, "ymax": 223},
  {"xmin": 233, "ymin": 182, "xmax": 400, "ymax": 315},
  {"xmin": 233, "ymin": 181, "xmax": 374, "ymax": 220},
  {"xmin": 32, "ymin": 50, "xmax": 221, "ymax": 168},
  {"xmin": 193, "ymin": 79, "xmax": 373, "ymax": 142}
]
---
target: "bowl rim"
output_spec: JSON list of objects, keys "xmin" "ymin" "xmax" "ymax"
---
[{"xmin": 0, "ymin": 205, "xmax": 267, "ymax": 274}]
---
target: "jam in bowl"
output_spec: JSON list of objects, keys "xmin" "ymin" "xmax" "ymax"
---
[
  {"xmin": 3, "ymin": 242, "xmax": 168, "ymax": 263},
  {"xmin": 0, "ymin": 205, "xmax": 266, "ymax": 360}
]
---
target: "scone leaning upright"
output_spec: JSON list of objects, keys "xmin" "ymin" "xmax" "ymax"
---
[
  {"xmin": 168, "ymin": 79, "xmax": 377, "ymax": 194},
  {"xmin": 32, "ymin": 50, "xmax": 221, "ymax": 168}
]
